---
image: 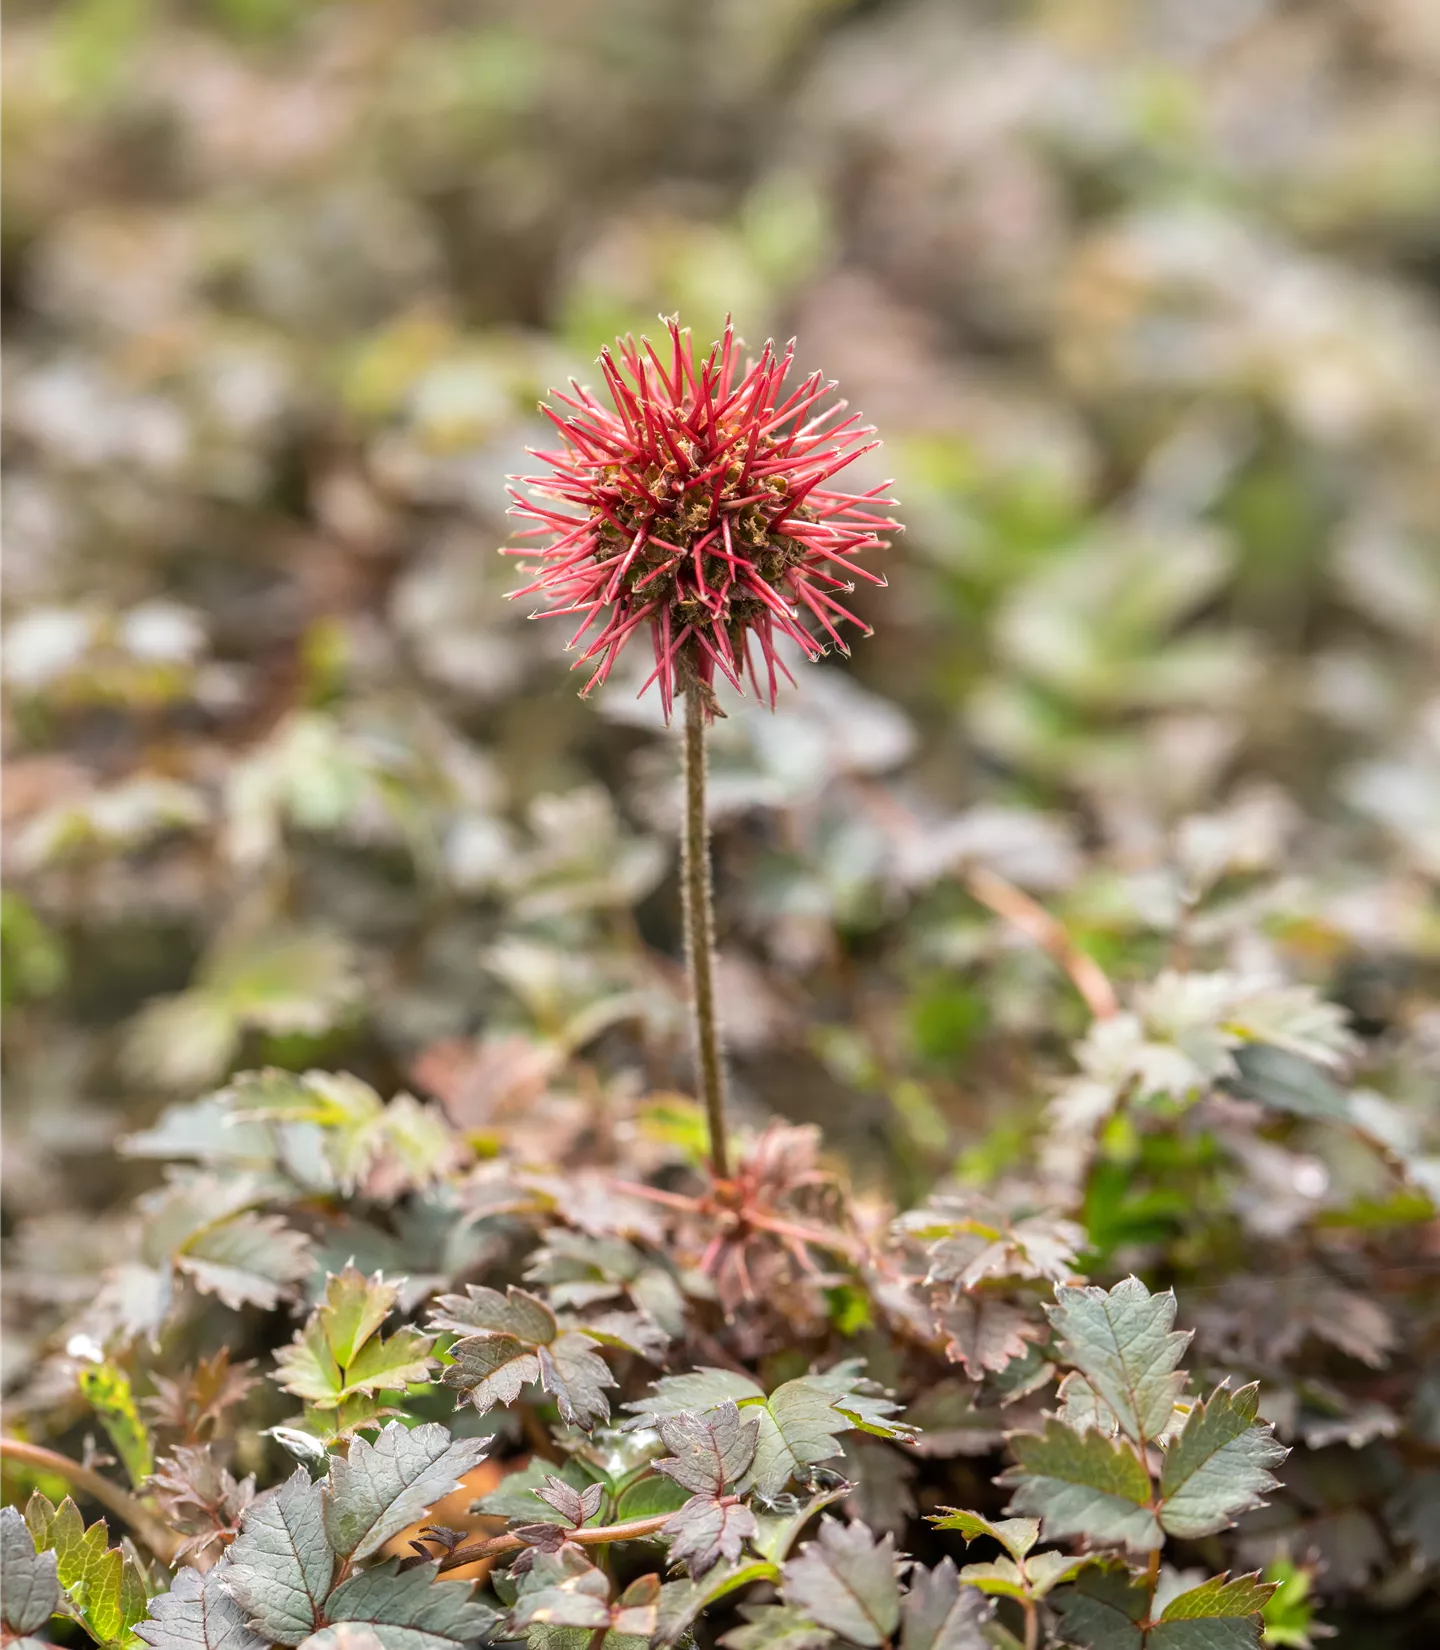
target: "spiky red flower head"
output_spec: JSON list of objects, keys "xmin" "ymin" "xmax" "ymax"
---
[{"xmin": 503, "ymin": 318, "xmax": 898, "ymax": 722}]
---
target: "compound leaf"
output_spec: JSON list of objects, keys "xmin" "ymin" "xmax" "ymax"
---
[
  {"xmin": 662, "ymin": 1496, "xmax": 758, "ymax": 1580},
  {"xmin": 326, "ymin": 1560, "xmax": 501, "ymax": 1650},
  {"xmin": 24, "ymin": 1493, "xmax": 149, "ymax": 1649},
  {"xmin": 1159, "ymin": 1573, "xmax": 1275, "ymax": 1622},
  {"xmin": 136, "ymin": 1564, "xmax": 266, "ymax": 1650},
  {"xmin": 178, "ymin": 1214, "xmax": 313, "ymax": 1313},
  {"xmin": 323, "ymin": 1421, "xmax": 491, "ymax": 1561},
  {"xmin": 927, "ymin": 1509, "xmax": 1038, "ymax": 1561},
  {"xmin": 623, "ymin": 1369, "xmax": 764, "ymax": 1423},
  {"xmin": 655, "ymin": 1403, "xmax": 760, "ymax": 1496},
  {"xmin": 720, "ymin": 1604, "xmax": 834, "ymax": 1650},
  {"xmin": 781, "ymin": 1519, "xmax": 901, "ymax": 1648},
  {"xmin": 226, "ymin": 1469, "xmax": 334, "ymax": 1646},
  {"xmin": 999, "ymin": 1420, "xmax": 1161, "ymax": 1552},
  {"xmin": 428, "ymin": 1286, "xmax": 556, "ymax": 1345},
  {"xmin": 1047, "ymin": 1278, "xmax": 1190, "ymax": 1446},
  {"xmin": 628, "ymin": 1368, "xmax": 886, "ymax": 1498},
  {"xmin": 276, "ymin": 1270, "xmax": 433, "ymax": 1410},
  {"xmin": 1158, "ymin": 1386, "xmax": 1286, "ymax": 1540},
  {"xmin": 534, "ymin": 1478, "xmax": 604, "ymax": 1529},
  {"xmin": 899, "ymin": 1558, "xmax": 992, "ymax": 1650},
  {"xmin": 433, "ymin": 1287, "xmax": 612, "ymax": 1428},
  {"xmin": 2, "ymin": 1505, "xmax": 60, "ymax": 1637}
]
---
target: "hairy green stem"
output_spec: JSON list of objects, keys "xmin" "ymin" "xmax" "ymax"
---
[
  {"xmin": 682, "ymin": 688, "xmax": 730, "ymax": 1181},
  {"xmin": 434, "ymin": 1512, "xmax": 673, "ymax": 1574},
  {"xmin": 0, "ymin": 1436, "xmax": 179, "ymax": 1565}
]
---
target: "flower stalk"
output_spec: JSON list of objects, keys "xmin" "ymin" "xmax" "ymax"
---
[{"xmin": 682, "ymin": 686, "xmax": 730, "ymax": 1180}]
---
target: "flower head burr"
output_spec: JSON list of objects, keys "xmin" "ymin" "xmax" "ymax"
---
[{"xmin": 503, "ymin": 318, "xmax": 898, "ymax": 721}]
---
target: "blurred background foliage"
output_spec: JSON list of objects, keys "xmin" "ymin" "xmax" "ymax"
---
[{"xmin": 2, "ymin": 0, "xmax": 1439, "ymax": 1640}]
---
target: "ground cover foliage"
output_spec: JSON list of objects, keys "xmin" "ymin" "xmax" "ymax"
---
[{"xmin": 3, "ymin": 2, "xmax": 1439, "ymax": 1649}]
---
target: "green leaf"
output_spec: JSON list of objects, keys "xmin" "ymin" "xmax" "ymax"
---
[
  {"xmin": 654, "ymin": 1561, "xmax": 777, "ymax": 1648},
  {"xmin": 536, "ymin": 1335, "xmax": 615, "ymax": 1429},
  {"xmin": 935, "ymin": 1296, "xmax": 1040, "ymax": 1378},
  {"xmin": 1057, "ymin": 1371, "xmax": 1120, "ymax": 1436},
  {"xmin": 342, "ymin": 1328, "xmax": 438, "ymax": 1396},
  {"xmin": 1019, "ymin": 1551, "xmax": 1098, "ymax": 1599},
  {"xmin": 721, "ymin": 1604, "xmax": 834, "ymax": 1650},
  {"xmin": 623, "ymin": 1368, "xmax": 764, "ymax": 1421},
  {"xmin": 662, "ymin": 1494, "xmax": 758, "ymax": 1579},
  {"xmin": 508, "ymin": 1546, "xmax": 611, "ymax": 1633},
  {"xmin": 951, "ymin": 1559, "xmax": 1027, "ymax": 1600},
  {"xmin": 178, "ymin": 1213, "xmax": 314, "ymax": 1312},
  {"xmin": 525, "ymin": 1232, "xmax": 686, "ymax": 1341},
  {"xmin": 275, "ymin": 1269, "xmax": 434, "ymax": 1410},
  {"xmin": 999, "ymin": 1419, "xmax": 1161, "ymax": 1552},
  {"xmin": 472, "ymin": 1460, "xmax": 598, "ymax": 1523},
  {"xmin": 1228, "ymin": 1045, "xmax": 1349, "ymax": 1121},
  {"xmin": 429, "ymin": 1286, "xmax": 556, "ymax": 1344},
  {"xmin": 434, "ymin": 1286, "xmax": 614, "ymax": 1428},
  {"xmin": 25, "ymin": 1493, "xmax": 150, "ymax": 1650},
  {"xmin": 899, "ymin": 1558, "xmax": 992, "ymax": 1650},
  {"xmin": 225, "ymin": 1070, "xmax": 460, "ymax": 1198},
  {"xmin": 2, "ymin": 1505, "xmax": 60, "ymax": 1636},
  {"xmin": 136, "ymin": 1563, "xmax": 267, "ymax": 1650},
  {"xmin": 326, "ymin": 1560, "xmax": 501, "ymax": 1650},
  {"xmin": 77, "ymin": 1361, "xmax": 155, "ymax": 1487},
  {"xmin": 1159, "ymin": 1574, "xmax": 1275, "ymax": 1622},
  {"xmin": 441, "ymin": 1336, "xmax": 540, "ymax": 1415},
  {"xmin": 226, "ymin": 1469, "xmax": 334, "ymax": 1646},
  {"xmin": 744, "ymin": 1380, "xmax": 857, "ymax": 1500},
  {"xmin": 928, "ymin": 1508, "xmax": 1038, "ymax": 1561},
  {"xmin": 1052, "ymin": 1569, "xmax": 1274, "ymax": 1649},
  {"xmin": 750, "ymin": 1488, "xmax": 850, "ymax": 1566},
  {"xmin": 1051, "ymin": 1570, "xmax": 1147, "ymax": 1650},
  {"xmin": 319, "ymin": 1267, "xmax": 401, "ymax": 1366},
  {"xmin": 637, "ymin": 1363, "xmax": 914, "ymax": 1503},
  {"xmin": 805, "ymin": 1362, "xmax": 916, "ymax": 1443},
  {"xmin": 1257, "ymin": 1559, "xmax": 1321, "ymax": 1649},
  {"xmin": 781, "ymin": 1519, "xmax": 901, "ymax": 1648},
  {"xmin": 323, "ymin": 1421, "xmax": 491, "ymax": 1561},
  {"xmin": 1158, "ymin": 1386, "xmax": 1286, "ymax": 1539},
  {"xmin": 655, "ymin": 1401, "xmax": 760, "ymax": 1496},
  {"xmin": 612, "ymin": 1475, "xmax": 691, "ymax": 1522},
  {"xmin": 1150, "ymin": 1620, "xmax": 1266, "ymax": 1649},
  {"xmin": 1047, "ymin": 1278, "xmax": 1190, "ymax": 1445},
  {"xmin": 126, "ymin": 942, "xmax": 362, "ymax": 1095}
]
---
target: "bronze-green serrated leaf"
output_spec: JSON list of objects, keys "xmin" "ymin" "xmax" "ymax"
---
[
  {"xmin": 136, "ymin": 1562, "xmax": 267, "ymax": 1650},
  {"xmin": 1158, "ymin": 1386, "xmax": 1286, "ymax": 1540},
  {"xmin": 998, "ymin": 1420, "xmax": 1161, "ymax": 1552},
  {"xmin": 2, "ymin": 1505, "xmax": 60, "ymax": 1638},
  {"xmin": 1046, "ymin": 1278, "xmax": 1190, "ymax": 1447},
  {"xmin": 781, "ymin": 1520, "xmax": 901, "ymax": 1648},
  {"xmin": 274, "ymin": 1268, "xmax": 433, "ymax": 1409},
  {"xmin": 24, "ymin": 1493, "xmax": 149, "ymax": 1649}
]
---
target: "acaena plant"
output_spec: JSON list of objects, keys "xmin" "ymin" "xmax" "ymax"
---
[{"xmin": 503, "ymin": 317, "xmax": 899, "ymax": 1181}]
